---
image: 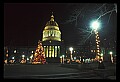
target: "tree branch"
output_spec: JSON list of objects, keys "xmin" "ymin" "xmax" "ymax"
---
[{"xmin": 97, "ymin": 8, "xmax": 116, "ymax": 20}]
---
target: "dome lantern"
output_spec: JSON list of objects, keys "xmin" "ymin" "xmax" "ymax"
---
[
  {"xmin": 45, "ymin": 12, "xmax": 58, "ymax": 27},
  {"xmin": 50, "ymin": 12, "xmax": 54, "ymax": 21}
]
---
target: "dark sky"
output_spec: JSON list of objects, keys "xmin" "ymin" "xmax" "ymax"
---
[
  {"xmin": 4, "ymin": 3, "xmax": 69, "ymax": 46},
  {"xmin": 4, "ymin": 3, "xmax": 117, "ymax": 47}
]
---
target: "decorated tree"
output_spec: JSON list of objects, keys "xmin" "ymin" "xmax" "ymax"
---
[{"xmin": 32, "ymin": 40, "xmax": 46, "ymax": 64}]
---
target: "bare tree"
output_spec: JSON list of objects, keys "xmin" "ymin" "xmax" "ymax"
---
[{"xmin": 63, "ymin": 3, "xmax": 117, "ymax": 45}]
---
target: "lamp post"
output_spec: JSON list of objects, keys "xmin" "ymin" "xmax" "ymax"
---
[
  {"xmin": 62, "ymin": 55, "xmax": 65, "ymax": 64},
  {"xmin": 69, "ymin": 47, "xmax": 73, "ymax": 61},
  {"xmin": 90, "ymin": 20, "xmax": 101, "ymax": 62},
  {"xmin": 110, "ymin": 51, "xmax": 113, "ymax": 63}
]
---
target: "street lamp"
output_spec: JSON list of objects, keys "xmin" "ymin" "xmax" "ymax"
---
[
  {"xmin": 69, "ymin": 47, "xmax": 73, "ymax": 60},
  {"xmin": 110, "ymin": 51, "xmax": 113, "ymax": 63},
  {"xmin": 100, "ymin": 53, "xmax": 103, "ymax": 61},
  {"xmin": 91, "ymin": 20, "xmax": 100, "ymax": 30},
  {"xmin": 90, "ymin": 20, "xmax": 101, "ymax": 62},
  {"xmin": 110, "ymin": 51, "xmax": 113, "ymax": 55},
  {"xmin": 62, "ymin": 55, "xmax": 65, "ymax": 64}
]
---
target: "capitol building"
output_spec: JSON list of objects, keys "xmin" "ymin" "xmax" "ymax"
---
[
  {"xmin": 4, "ymin": 13, "xmax": 65, "ymax": 63},
  {"xmin": 4, "ymin": 12, "xmax": 108, "ymax": 64},
  {"xmin": 42, "ymin": 13, "xmax": 64, "ymax": 63}
]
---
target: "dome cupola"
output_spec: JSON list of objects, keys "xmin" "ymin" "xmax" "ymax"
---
[{"xmin": 45, "ymin": 13, "xmax": 58, "ymax": 27}]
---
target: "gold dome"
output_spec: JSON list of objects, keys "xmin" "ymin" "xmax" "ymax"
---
[
  {"xmin": 42, "ymin": 12, "xmax": 61, "ymax": 42},
  {"xmin": 45, "ymin": 14, "xmax": 58, "ymax": 27}
]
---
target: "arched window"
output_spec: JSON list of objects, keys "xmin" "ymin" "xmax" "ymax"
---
[{"xmin": 49, "ymin": 31, "xmax": 51, "ymax": 36}]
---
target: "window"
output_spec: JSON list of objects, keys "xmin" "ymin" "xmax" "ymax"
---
[
  {"xmin": 51, "ymin": 46, "xmax": 54, "ymax": 57},
  {"xmin": 49, "ymin": 31, "xmax": 51, "ymax": 36},
  {"xmin": 49, "ymin": 46, "xmax": 51, "ymax": 57},
  {"xmin": 46, "ymin": 46, "xmax": 48, "ymax": 57},
  {"xmin": 58, "ymin": 46, "xmax": 60, "ymax": 56},
  {"xmin": 52, "ymin": 30, "xmax": 54, "ymax": 36},
  {"xmin": 55, "ymin": 46, "xmax": 57, "ymax": 57}
]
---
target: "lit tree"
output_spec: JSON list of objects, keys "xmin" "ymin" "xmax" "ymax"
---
[
  {"xmin": 32, "ymin": 40, "xmax": 46, "ymax": 64},
  {"xmin": 63, "ymin": 3, "xmax": 117, "ymax": 44}
]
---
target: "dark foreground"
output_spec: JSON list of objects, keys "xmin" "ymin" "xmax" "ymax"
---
[{"xmin": 4, "ymin": 63, "xmax": 116, "ymax": 79}]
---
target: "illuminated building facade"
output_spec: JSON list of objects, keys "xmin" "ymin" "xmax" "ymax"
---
[
  {"xmin": 3, "ymin": 13, "xmax": 64, "ymax": 64},
  {"xmin": 42, "ymin": 13, "xmax": 64, "ymax": 63},
  {"xmin": 4, "ymin": 46, "xmax": 36, "ymax": 64},
  {"xmin": 42, "ymin": 13, "xmax": 61, "ymax": 41},
  {"xmin": 4, "ymin": 12, "xmax": 116, "ymax": 64}
]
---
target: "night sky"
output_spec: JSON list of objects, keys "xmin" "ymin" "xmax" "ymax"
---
[{"xmin": 4, "ymin": 3, "xmax": 117, "ymax": 47}]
